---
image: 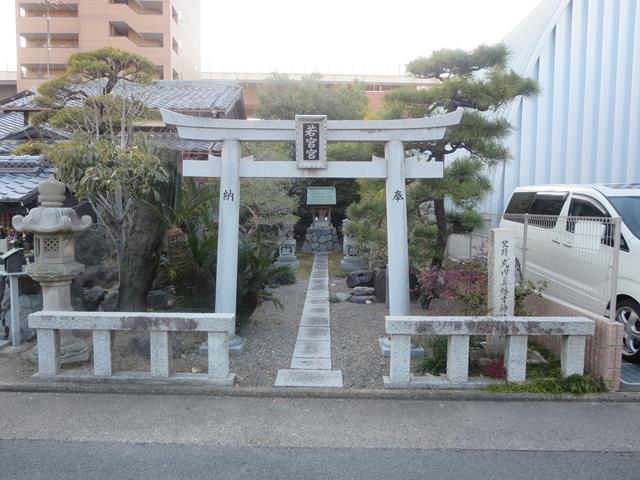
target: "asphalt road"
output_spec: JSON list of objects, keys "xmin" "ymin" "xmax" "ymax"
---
[{"xmin": 0, "ymin": 392, "xmax": 639, "ymax": 479}]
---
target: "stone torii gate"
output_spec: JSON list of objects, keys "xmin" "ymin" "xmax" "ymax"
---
[{"xmin": 161, "ymin": 109, "xmax": 463, "ymax": 352}]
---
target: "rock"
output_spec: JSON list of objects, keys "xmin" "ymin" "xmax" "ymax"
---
[
  {"xmin": 101, "ymin": 290, "xmax": 119, "ymax": 312},
  {"xmin": 346, "ymin": 270, "xmax": 374, "ymax": 288},
  {"xmin": 5, "ymin": 293, "xmax": 42, "ymax": 342},
  {"xmin": 82, "ymin": 286, "xmax": 106, "ymax": 311},
  {"xmin": 347, "ymin": 295, "xmax": 377, "ymax": 304},
  {"xmin": 128, "ymin": 333, "xmax": 183, "ymax": 359},
  {"xmin": 18, "ymin": 276, "xmax": 41, "ymax": 295},
  {"xmin": 147, "ymin": 288, "xmax": 176, "ymax": 309},
  {"xmin": 75, "ymin": 226, "xmax": 108, "ymax": 267},
  {"xmin": 353, "ymin": 286, "xmax": 375, "ymax": 296},
  {"xmin": 527, "ymin": 349, "xmax": 548, "ymax": 364},
  {"xmin": 373, "ymin": 267, "xmax": 386, "ymax": 302},
  {"xmin": 335, "ymin": 292, "xmax": 351, "ymax": 301},
  {"xmin": 75, "ymin": 264, "xmax": 119, "ymax": 290},
  {"xmin": 420, "ymin": 200, "xmax": 437, "ymax": 224}
]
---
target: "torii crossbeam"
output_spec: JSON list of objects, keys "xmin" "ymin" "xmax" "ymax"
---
[{"xmin": 161, "ymin": 109, "xmax": 463, "ymax": 353}]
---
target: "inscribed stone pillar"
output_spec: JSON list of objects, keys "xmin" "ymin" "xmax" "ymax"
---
[{"xmin": 486, "ymin": 228, "xmax": 516, "ymax": 354}]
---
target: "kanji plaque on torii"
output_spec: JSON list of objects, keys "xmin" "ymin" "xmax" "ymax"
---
[
  {"xmin": 295, "ymin": 115, "xmax": 327, "ymax": 169},
  {"xmin": 160, "ymin": 108, "xmax": 463, "ymax": 354}
]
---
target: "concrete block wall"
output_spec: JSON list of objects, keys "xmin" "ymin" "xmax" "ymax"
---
[{"xmin": 524, "ymin": 295, "xmax": 622, "ymax": 391}]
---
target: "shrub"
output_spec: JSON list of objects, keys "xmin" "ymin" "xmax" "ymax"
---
[
  {"xmin": 484, "ymin": 375, "xmax": 607, "ymax": 394},
  {"xmin": 483, "ymin": 357, "xmax": 507, "ymax": 379},
  {"xmin": 269, "ymin": 267, "xmax": 296, "ymax": 287},
  {"xmin": 415, "ymin": 337, "xmax": 448, "ymax": 376}
]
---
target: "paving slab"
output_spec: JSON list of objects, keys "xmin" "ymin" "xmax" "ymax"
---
[
  {"xmin": 275, "ymin": 369, "xmax": 343, "ymax": 388},
  {"xmin": 300, "ymin": 316, "xmax": 330, "ymax": 327},
  {"xmin": 297, "ymin": 327, "xmax": 331, "ymax": 341},
  {"xmin": 292, "ymin": 340, "xmax": 331, "ymax": 359},
  {"xmin": 290, "ymin": 357, "xmax": 332, "ymax": 370}
]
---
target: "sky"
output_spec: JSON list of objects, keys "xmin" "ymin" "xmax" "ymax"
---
[{"xmin": 0, "ymin": 0, "xmax": 542, "ymax": 75}]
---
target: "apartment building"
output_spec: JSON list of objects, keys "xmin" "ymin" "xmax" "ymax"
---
[{"xmin": 15, "ymin": 0, "xmax": 200, "ymax": 91}]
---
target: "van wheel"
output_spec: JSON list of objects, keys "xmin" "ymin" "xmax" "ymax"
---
[{"xmin": 616, "ymin": 299, "xmax": 640, "ymax": 363}]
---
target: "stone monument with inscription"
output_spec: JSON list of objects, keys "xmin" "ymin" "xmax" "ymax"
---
[{"xmin": 340, "ymin": 219, "xmax": 364, "ymax": 272}]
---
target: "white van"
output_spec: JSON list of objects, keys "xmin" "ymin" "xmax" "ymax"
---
[{"xmin": 500, "ymin": 184, "xmax": 640, "ymax": 363}]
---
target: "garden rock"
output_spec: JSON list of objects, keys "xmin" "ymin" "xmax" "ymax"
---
[
  {"xmin": 347, "ymin": 295, "xmax": 377, "ymax": 304},
  {"xmin": 10, "ymin": 293, "xmax": 41, "ymax": 342},
  {"xmin": 373, "ymin": 267, "xmax": 386, "ymax": 302},
  {"xmin": 101, "ymin": 290, "xmax": 119, "ymax": 312},
  {"xmin": 82, "ymin": 286, "xmax": 106, "ymax": 311},
  {"xmin": 527, "ymin": 349, "xmax": 548, "ymax": 364},
  {"xmin": 353, "ymin": 286, "xmax": 375, "ymax": 296},
  {"xmin": 75, "ymin": 226, "xmax": 108, "ymax": 267},
  {"xmin": 75, "ymin": 264, "xmax": 119, "ymax": 290},
  {"xmin": 346, "ymin": 270, "xmax": 374, "ymax": 288},
  {"xmin": 147, "ymin": 288, "xmax": 176, "ymax": 309}
]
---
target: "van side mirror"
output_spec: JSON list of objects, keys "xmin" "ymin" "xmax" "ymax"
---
[{"xmin": 573, "ymin": 221, "xmax": 604, "ymax": 251}]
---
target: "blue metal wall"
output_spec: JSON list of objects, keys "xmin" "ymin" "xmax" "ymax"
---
[{"xmin": 488, "ymin": 0, "xmax": 640, "ymax": 213}]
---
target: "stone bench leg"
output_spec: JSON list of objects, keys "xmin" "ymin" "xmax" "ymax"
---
[
  {"xmin": 389, "ymin": 334, "xmax": 411, "ymax": 384},
  {"xmin": 37, "ymin": 329, "xmax": 60, "ymax": 376},
  {"xmin": 447, "ymin": 335, "xmax": 469, "ymax": 383},
  {"xmin": 93, "ymin": 330, "xmax": 115, "ymax": 376},
  {"xmin": 505, "ymin": 335, "xmax": 528, "ymax": 382},
  {"xmin": 208, "ymin": 331, "xmax": 229, "ymax": 378},
  {"xmin": 150, "ymin": 331, "xmax": 171, "ymax": 378},
  {"xmin": 561, "ymin": 335, "xmax": 586, "ymax": 377}
]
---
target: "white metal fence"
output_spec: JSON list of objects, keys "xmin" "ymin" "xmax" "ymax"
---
[{"xmin": 447, "ymin": 213, "xmax": 622, "ymax": 319}]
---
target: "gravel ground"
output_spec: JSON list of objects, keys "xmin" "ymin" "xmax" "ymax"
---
[
  {"xmin": 229, "ymin": 279, "xmax": 308, "ymax": 387},
  {"xmin": 0, "ymin": 256, "xmax": 459, "ymax": 388},
  {"xmin": 329, "ymin": 274, "xmax": 456, "ymax": 389}
]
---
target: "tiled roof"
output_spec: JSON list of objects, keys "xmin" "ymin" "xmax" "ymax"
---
[
  {"xmin": 148, "ymin": 133, "xmax": 221, "ymax": 153},
  {"xmin": 2, "ymin": 123, "xmax": 71, "ymax": 141},
  {"xmin": 0, "ymin": 112, "xmax": 26, "ymax": 139},
  {"xmin": 0, "ymin": 156, "xmax": 55, "ymax": 203},
  {"xmin": 0, "ymin": 80, "xmax": 243, "ymax": 113}
]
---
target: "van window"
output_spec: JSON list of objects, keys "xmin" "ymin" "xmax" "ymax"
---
[
  {"xmin": 528, "ymin": 192, "xmax": 567, "ymax": 228},
  {"xmin": 505, "ymin": 192, "xmax": 536, "ymax": 215},
  {"xmin": 566, "ymin": 196, "xmax": 607, "ymax": 233}
]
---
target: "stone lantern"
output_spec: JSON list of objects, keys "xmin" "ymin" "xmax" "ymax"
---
[{"xmin": 12, "ymin": 177, "xmax": 93, "ymax": 363}]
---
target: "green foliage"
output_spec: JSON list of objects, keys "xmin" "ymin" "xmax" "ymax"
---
[
  {"xmin": 329, "ymin": 294, "xmax": 342, "ymax": 304},
  {"xmin": 415, "ymin": 337, "xmax": 448, "ymax": 376},
  {"xmin": 240, "ymin": 179, "xmax": 299, "ymax": 242},
  {"xmin": 235, "ymin": 241, "xmax": 290, "ymax": 329},
  {"xmin": 10, "ymin": 141, "xmax": 48, "ymax": 156},
  {"xmin": 257, "ymin": 73, "xmax": 369, "ymax": 120},
  {"xmin": 345, "ymin": 180, "xmax": 387, "ymax": 267},
  {"xmin": 376, "ymin": 43, "xmax": 539, "ymax": 266},
  {"xmin": 269, "ymin": 267, "xmax": 297, "ymax": 287},
  {"xmin": 48, "ymin": 136, "xmax": 168, "ymax": 204},
  {"xmin": 484, "ymin": 375, "xmax": 607, "ymax": 394},
  {"xmin": 36, "ymin": 48, "xmax": 154, "ymax": 106}
]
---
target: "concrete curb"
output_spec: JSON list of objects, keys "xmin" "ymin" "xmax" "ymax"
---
[{"xmin": 1, "ymin": 381, "xmax": 640, "ymax": 402}]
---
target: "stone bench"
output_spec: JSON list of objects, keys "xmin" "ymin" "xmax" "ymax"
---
[
  {"xmin": 29, "ymin": 311, "xmax": 236, "ymax": 385},
  {"xmin": 384, "ymin": 316, "xmax": 595, "ymax": 389}
]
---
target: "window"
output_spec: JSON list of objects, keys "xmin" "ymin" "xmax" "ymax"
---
[
  {"xmin": 566, "ymin": 196, "xmax": 607, "ymax": 233},
  {"xmin": 505, "ymin": 191, "xmax": 536, "ymax": 221},
  {"xmin": 528, "ymin": 192, "xmax": 567, "ymax": 228}
]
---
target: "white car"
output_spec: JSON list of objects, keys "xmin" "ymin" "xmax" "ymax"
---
[{"xmin": 500, "ymin": 184, "xmax": 640, "ymax": 363}]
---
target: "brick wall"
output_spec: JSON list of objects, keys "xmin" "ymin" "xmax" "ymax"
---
[{"xmin": 524, "ymin": 295, "xmax": 622, "ymax": 391}]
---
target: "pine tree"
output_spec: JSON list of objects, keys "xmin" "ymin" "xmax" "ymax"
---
[{"xmin": 382, "ymin": 44, "xmax": 538, "ymax": 266}]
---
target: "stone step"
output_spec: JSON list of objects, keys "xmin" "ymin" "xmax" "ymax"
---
[
  {"xmin": 275, "ymin": 369, "xmax": 343, "ymax": 388},
  {"xmin": 290, "ymin": 357, "xmax": 331, "ymax": 370}
]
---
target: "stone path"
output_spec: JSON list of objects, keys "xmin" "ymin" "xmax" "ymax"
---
[{"xmin": 275, "ymin": 253, "xmax": 343, "ymax": 388}]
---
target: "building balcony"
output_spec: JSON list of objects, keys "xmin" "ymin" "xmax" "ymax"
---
[
  {"xmin": 109, "ymin": 0, "xmax": 163, "ymax": 15},
  {"xmin": 110, "ymin": 22, "xmax": 163, "ymax": 48},
  {"xmin": 18, "ymin": 2, "xmax": 78, "ymax": 18},
  {"xmin": 20, "ymin": 64, "xmax": 67, "ymax": 80},
  {"xmin": 20, "ymin": 33, "xmax": 79, "ymax": 49}
]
